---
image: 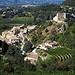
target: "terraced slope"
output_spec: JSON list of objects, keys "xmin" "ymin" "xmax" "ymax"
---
[{"xmin": 45, "ymin": 47, "xmax": 72, "ymax": 62}]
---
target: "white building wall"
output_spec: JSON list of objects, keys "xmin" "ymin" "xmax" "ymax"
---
[
  {"xmin": 53, "ymin": 16, "xmax": 58, "ymax": 21},
  {"xmin": 45, "ymin": 43, "xmax": 52, "ymax": 47}
]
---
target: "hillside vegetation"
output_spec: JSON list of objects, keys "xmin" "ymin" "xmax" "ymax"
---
[
  {"xmin": 62, "ymin": 0, "xmax": 75, "ymax": 7},
  {"xmin": 28, "ymin": 19, "xmax": 75, "ymax": 49}
]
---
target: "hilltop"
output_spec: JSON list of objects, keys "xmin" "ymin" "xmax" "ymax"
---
[{"xmin": 62, "ymin": 0, "xmax": 75, "ymax": 7}]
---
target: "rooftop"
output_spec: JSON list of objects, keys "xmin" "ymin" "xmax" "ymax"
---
[
  {"xmin": 10, "ymin": 37, "xmax": 20, "ymax": 40},
  {"xmin": 26, "ymin": 52, "xmax": 39, "ymax": 60},
  {"xmin": 2, "ymin": 31, "xmax": 9, "ymax": 34},
  {"xmin": 20, "ymin": 29, "xmax": 24, "ymax": 32},
  {"xmin": 7, "ymin": 32, "xmax": 15, "ymax": 36},
  {"xmin": 0, "ymin": 35, "xmax": 3, "ymax": 40}
]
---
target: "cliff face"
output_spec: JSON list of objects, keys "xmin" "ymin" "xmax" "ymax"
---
[{"xmin": 60, "ymin": 23, "xmax": 68, "ymax": 33}]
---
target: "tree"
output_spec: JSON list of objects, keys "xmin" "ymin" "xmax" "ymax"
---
[
  {"xmin": 62, "ymin": 0, "xmax": 75, "ymax": 7},
  {"xmin": 36, "ymin": 57, "xmax": 56, "ymax": 72},
  {"xmin": 31, "ymin": 35, "xmax": 37, "ymax": 45},
  {"xmin": 50, "ymin": 34, "xmax": 55, "ymax": 41},
  {"xmin": 23, "ymin": 41, "xmax": 32, "ymax": 52},
  {"xmin": 45, "ymin": 29, "xmax": 49, "ymax": 33},
  {"xmin": 49, "ymin": 21, "xmax": 52, "ymax": 26},
  {"xmin": 15, "ymin": 29, "xmax": 20, "ymax": 35},
  {"xmin": 36, "ymin": 58, "xmax": 43, "ymax": 72},
  {"xmin": 14, "ymin": 50, "xmax": 24, "ymax": 65},
  {"xmin": 24, "ymin": 60, "xmax": 36, "ymax": 71},
  {"xmin": 2, "ymin": 41, "xmax": 9, "ymax": 55},
  {"xmin": 6, "ymin": 46, "xmax": 24, "ymax": 65},
  {"xmin": 71, "ymin": 48, "xmax": 75, "ymax": 71},
  {"xmin": 6, "ymin": 46, "xmax": 16, "ymax": 56},
  {"xmin": 0, "ymin": 40, "xmax": 2, "ymax": 47}
]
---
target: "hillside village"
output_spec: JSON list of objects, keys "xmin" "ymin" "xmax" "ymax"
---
[
  {"xmin": 0, "ymin": 25, "xmax": 36, "ymax": 44},
  {"xmin": 0, "ymin": 0, "xmax": 75, "ymax": 74},
  {"xmin": 0, "ymin": 23, "xmax": 61, "ymax": 63},
  {"xmin": 0, "ymin": 12, "xmax": 73, "ymax": 63}
]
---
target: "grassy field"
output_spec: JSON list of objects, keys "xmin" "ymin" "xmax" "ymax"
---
[
  {"xmin": 0, "ymin": 17, "xmax": 34, "ymax": 25},
  {"xmin": 0, "ymin": 16, "xmax": 34, "ymax": 35}
]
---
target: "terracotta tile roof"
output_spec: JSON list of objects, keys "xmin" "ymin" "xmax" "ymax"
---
[
  {"xmin": 11, "ymin": 26, "xmax": 20, "ymax": 31},
  {"xmin": 2, "ymin": 31, "xmax": 9, "ymax": 34},
  {"xmin": 10, "ymin": 37, "xmax": 20, "ymax": 40},
  {"xmin": 49, "ymin": 42, "xmax": 54, "ymax": 45},
  {"xmin": 4, "ymin": 38, "xmax": 9, "ymax": 43},
  {"xmin": 0, "ymin": 35, "xmax": 3, "ymax": 40},
  {"xmin": 46, "ymin": 41, "xmax": 57, "ymax": 45},
  {"xmin": 7, "ymin": 32, "xmax": 15, "ymax": 36},
  {"xmin": 20, "ymin": 29, "xmax": 24, "ymax": 32},
  {"xmin": 26, "ymin": 52, "xmax": 38, "ymax": 60},
  {"xmin": 11, "ymin": 28, "xmax": 15, "ymax": 31},
  {"xmin": 41, "ymin": 43, "xmax": 45, "ymax": 45},
  {"xmin": 53, "ymin": 41, "xmax": 57, "ymax": 44},
  {"xmin": 2, "ymin": 30, "xmax": 13, "ymax": 35}
]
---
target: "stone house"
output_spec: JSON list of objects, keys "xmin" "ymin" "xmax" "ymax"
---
[
  {"xmin": 27, "ymin": 25, "xmax": 36, "ymax": 31},
  {"xmin": 9, "ymin": 37, "xmax": 20, "ymax": 44},
  {"xmin": 24, "ymin": 52, "xmax": 39, "ymax": 63},
  {"xmin": 53, "ymin": 13, "xmax": 66, "ymax": 22}
]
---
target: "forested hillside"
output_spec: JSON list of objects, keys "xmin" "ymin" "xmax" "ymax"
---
[
  {"xmin": 55, "ymin": 19, "xmax": 75, "ymax": 49},
  {"xmin": 62, "ymin": 0, "xmax": 75, "ymax": 6}
]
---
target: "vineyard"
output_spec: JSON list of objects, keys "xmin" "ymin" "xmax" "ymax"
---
[
  {"xmin": 44, "ymin": 47, "xmax": 72, "ymax": 62},
  {"xmin": 36, "ymin": 47, "xmax": 72, "ymax": 62}
]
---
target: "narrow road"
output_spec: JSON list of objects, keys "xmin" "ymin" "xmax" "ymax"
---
[{"xmin": 21, "ymin": 36, "xmax": 25, "ymax": 55}]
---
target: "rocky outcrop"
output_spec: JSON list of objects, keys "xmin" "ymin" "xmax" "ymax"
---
[{"xmin": 59, "ymin": 22, "xmax": 68, "ymax": 33}]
